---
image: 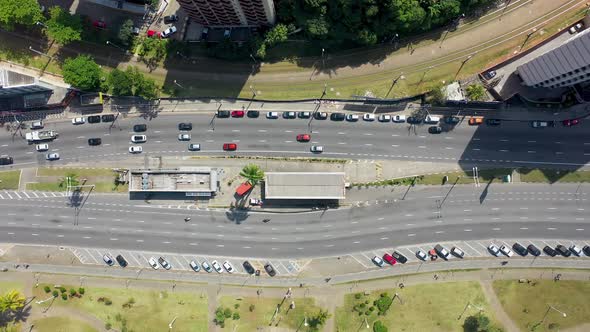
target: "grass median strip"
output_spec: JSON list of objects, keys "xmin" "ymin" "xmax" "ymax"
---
[
  {"xmin": 33, "ymin": 317, "xmax": 97, "ymax": 332},
  {"xmin": 0, "ymin": 170, "xmax": 21, "ymax": 190},
  {"xmin": 27, "ymin": 167, "xmax": 128, "ymax": 193}
]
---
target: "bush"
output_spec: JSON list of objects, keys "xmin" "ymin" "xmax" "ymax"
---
[
  {"xmin": 232, "ymin": 312, "xmax": 240, "ymax": 320},
  {"xmin": 59, "ymin": 287, "xmax": 67, "ymax": 293},
  {"xmin": 69, "ymin": 288, "xmax": 77, "ymax": 297},
  {"xmin": 354, "ymin": 293, "xmax": 362, "ymax": 300},
  {"xmin": 224, "ymin": 308, "xmax": 232, "ymax": 318},
  {"xmin": 373, "ymin": 320, "xmax": 388, "ymax": 332},
  {"xmin": 52, "ymin": 290, "xmax": 59, "ymax": 298},
  {"xmin": 249, "ymin": 304, "xmax": 255, "ymax": 312},
  {"xmin": 360, "ymin": 303, "xmax": 366, "ymax": 309},
  {"xmin": 375, "ymin": 294, "xmax": 392, "ymax": 315},
  {"xmin": 369, "ymin": 306, "xmax": 375, "ymax": 311},
  {"xmin": 78, "ymin": 287, "xmax": 85, "ymax": 295},
  {"xmin": 122, "ymin": 297, "xmax": 136, "ymax": 309},
  {"xmin": 104, "ymin": 298, "xmax": 112, "ymax": 305},
  {"xmin": 105, "ymin": 322, "xmax": 112, "ymax": 330},
  {"xmin": 215, "ymin": 307, "xmax": 226, "ymax": 326},
  {"xmin": 43, "ymin": 286, "xmax": 51, "ymax": 293},
  {"xmin": 61, "ymin": 293, "xmax": 68, "ymax": 300},
  {"xmin": 234, "ymin": 303, "xmax": 240, "ymax": 309}
]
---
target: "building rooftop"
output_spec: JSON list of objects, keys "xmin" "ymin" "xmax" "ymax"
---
[
  {"xmin": 264, "ymin": 172, "xmax": 346, "ymax": 200},
  {"xmin": 129, "ymin": 168, "xmax": 218, "ymax": 196}
]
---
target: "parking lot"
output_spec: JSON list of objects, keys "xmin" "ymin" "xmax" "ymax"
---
[{"xmin": 70, "ymin": 247, "xmax": 306, "ymax": 276}]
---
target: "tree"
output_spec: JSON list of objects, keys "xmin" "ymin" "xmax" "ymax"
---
[
  {"xmin": 373, "ymin": 321, "xmax": 388, "ymax": 332},
  {"xmin": 118, "ymin": 19, "xmax": 135, "ymax": 46},
  {"xmin": 0, "ymin": 0, "xmax": 43, "ymax": 30},
  {"xmin": 108, "ymin": 68, "xmax": 134, "ymax": 96},
  {"xmin": 45, "ymin": 6, "xmax": 83, "ymax": 45},
  {"xmin": 265, "ymin": 24, "xmax": 288, "ymax": 47},
  {"xmin": 306, "ymin": 17, "xmax": 330, "ymax": 39},
  {"xmin": 135, "ymin": 75, "xmax": 158, "ymax": 100},
  {"xmin": 466, "ymin": 84, "xmax": 486, "ymax": 101},
  {"xmin": 240, "ymin": 164, "xmax": 264, "ymax": 186},
  {"xmin": 138, "ymin": 37, "xmax": 168, "ymax": 70},
  {"xmin": 0, "ymin": 290, "xmax": 25, "ymax": 314},
  {"xmin": 62, "ymin": 55, "xmax": 102, "ymax": 91},
  {"xmin": 308, "ymin": 309, "xmax": 330, "ymax": 331},
  {"xmin": 58, "ymin": 172, "xmax": 80, "ymax": 189},
  {"xmin": 463, "ymin": 314, "xmax": 503, "ymax": 332},
  {"xmin": 427, "ymin": 82, "xmax": 446, "ymax": 105}
]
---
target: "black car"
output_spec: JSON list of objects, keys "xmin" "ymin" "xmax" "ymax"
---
[
  {"xmin": 247, "ymin": 110, "xmax": 260, "ymax": 118},
  {"xmin": 0, "ymin": 156, "xmax": 14, "ymax": 165},
  {"xmin": 330, "ymin": 112, "xmax": 345, "ymax": 121},
  {"xmin": 314, "ymin": 112, "xmax": 328, "ymax": 120},
  {"xmin": 282, "ymin": 111, "xmax": 296, "ymax": 119},
  {"xmin": 242, "ymin": 261, "xmax": 255, "ymax": 275},
  {"xmin": 527, "ymin": 244, "xmax": 541, "ymax": 256},
  {"xmin": 264, "ymin": 263, "xmax": 276, "ymax": 277},
  {"xmin": 444, "ymin": 116, "xmax": 460, "ymax": 124},
  {"xmin": 178, "ymin": 123, "xmax": 193, "ymax": 131},
  {"xmin": 392, "ymin": 251, "xmax": 408, "ymax": 264},
  {"xmin": 483, "ymin": 70, "xmax": 497, "ymax": 80},
  {"xmin": 88, "ymin": 138, "xmax": 102, "ymax": 146},
  {"xmin": 101, "ymin": 114, "xmax": 116, "ymax": 122},
  {"xmin": 583, "ymin": 245, "xmax": 590, "ymax": 256},
  {"xmin": 87, "ymin": 115, "xmax": 101, "ymax": 124},
  {"xmin": 116, "ymin": 254, "xmax": 128, "ymax": 267},
  {"xmin": 297, "ymin": 111, "xmax": 311, "ymax": 119},
  {"xmin": 486, "ymin": 119, "xmax": 501, "ymax": 126},
  {"xmin": 428, "ymin": 126, "xmax": 442, "ymax": 134},
  {"xmin": 555, "ymin": 245, "xmax": 571, "ymax": 257},
  {"xmin": 217, "ymin": 110, "xmax": 230, "ymax": 118},
  {"xmin": 133, "ymin": 124, "xmax": 147, "ymax": 132},
  {"xmin": 512, "ymin": 242, "xmax": 528, "ymax": 256},
  {"xmin": 543, "ymin": 246, "xmax": 557, "ymax": 257},
  {"xmin": 407, "ymin": 116, "xmax": 422, "ymax": 124},
  {"xmin": 201, "ymin": 27, "xmax": 209, "ymax": 40},
  {"xmin": 163, "ymin": 15, "xmax": 178, "ymax": 24}
]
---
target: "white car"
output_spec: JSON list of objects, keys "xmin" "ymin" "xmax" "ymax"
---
[
  {"xmin": 131, "ymin": 135, "xmax": 147, "ymax": 143},
  {"xmin": 310, "ymin": 145, "xmax": 323, "ymax": 153},
  {"xmin": 378, "ymin": 114, "xmax": 391, "ymax": 122},
  {"xmin": 570, "ymin": 245, "xmax": 582, "ymax": 256},
  {"xmin": 178, "ymin": 133, "xmax": 191, "ymax": 141},
  {"xmin": 451, "ymin": 246, "xmax": 465, "ymax": 258},
  {"xmin": 211, "ymin": 260, "xmax": 223, "ymax": 273},
  {"xmin": 392, "ymin": 115, "xmax": 406, "ymax": 123},
  {"xmin": 158, "ymin": 257, "xmax": 172, "ymax": 270},
  {"xmin": 223, "ymin": 261, "xmax": 235, "ymax": 273},
  {"xmin": 266, "ymin": 112, "xmax": 279, "ymax": 119},
  {"xmin": 363, "ymin": 113, "xmax": 375, "ymax": 121},
  {"xmin": 189, "ymin": 260, "xmax": 200, "ymax": 272},
  {"xmin": 129, "ymin": 146, "xmax": 143, "ymax": 154},
  {"xmin": 500, "ymin": 245, "xmax": 514, "ymax": 257},
  {"xmin": 416, "ymin": 250, "xmax": 427, "ymax": 261},
  {"xmin": 148, "ymin": 257, "xmax": 159, "ymax": 270},
  {"xmin": 425, "ymin": 115, "xmax": 440, "ymax": 124},
  {"xmin": 188, "ymin": 143, "xmax": 201, "ymax": 151},
  {"xmin": 72, "ymin": 117, "xmax": 85, "ymax": 125},
  {"xmin": 103, "ymin": 254, "xmax": 114, "ymax": 266},
  {"xmin": 201, "ymin": 261, "xmax": 212, "ymax": 273},
  {"xmin": 46, "ymin": 153, "xmax": 59, "ymax": 161},
  {"xmin": 488, "ymin": 244, "xmax": 500, "ymax": 256},
  {"xmin": 36, "ymin": 144, "xmax": 48, "ymax": 152},
  {"xmin": 346, "ymin": 114, "xmax": 359, "ymax": 122},
  {"xmin": 161, "ymin": 26, "xmax": 177, "ymax": 38},
  {"xmin": 298, "ymin": 111, "xmax": 311, "ymax": 118},
  {"xmin": 372, "ymin": 256, "xmax": 384, "ymax": 267},
  {"xmin": 31, "ymin": 121, "xmax": 44, "ymax": 129}
]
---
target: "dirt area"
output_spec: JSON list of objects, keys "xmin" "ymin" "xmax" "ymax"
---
[{"xmin": 0, "ymin": 245, "xmax": 81, "ymax": 266}]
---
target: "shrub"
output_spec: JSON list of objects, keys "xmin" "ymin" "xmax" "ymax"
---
[
  {"xmin": 105, "ymin": 322, "xmax": 112, "ymax": 330},
  {"xmin": 78, "ymin": 287, "xmax": 85, "ymax": 295},
  {"xmin": 365, "ymin": 311, "xmax": 371, "ymax": 315},
  {"xmin": 375, "ymin": 294, "xmax": 392, "ymax": 315},
  {"xmin": 43, "ymin": 286, "xmax": 51, "ymax": 293},
  {"xmin": 59, "ymin": 287, "xmax": 67, "ymax": 293},
  {"xmin": 69, "ymin": 288, "xmax": 77, "ymax": 297},
  {"xmin": 224, "ymin": 308, "xmax": 232, "ymax": 318},
  {"xmin": 61, "ymin": 293, "xmax": 68, "ymax": 300},
  {"xmin": 232, "ymin": 312, "xmax": 240, "ymax": 320},
  {"xmin": 104, "ymin": 298, "xmax": 113, "ymax": 305},
  {"xmin": 354, "ymin": 293, "xmax": 362, "ymax": 300},
  {"xmin": 373, "ymin": 320, "xmax": 388, "ymax": 332},
  {"xmin": 369, "ymin": 306, "xmax": 375, "ymax": 311},
  {"xmin": 360, "ymin": 303, "xmax": 366, "ymax": 309},
  {"xmin": 52, "ymin": 290, "xmax": 59, "ymax": 298},
  {"xmin": 234, "ymin": 303, "xmax": 240, "ymax": 309},
  {"xmin": 249, "ymin": 304, "xmax": 255, "ymax": 312},
  {"xmin": 122, "ymin": 297, "xmax": 136, "ymax": 309}
]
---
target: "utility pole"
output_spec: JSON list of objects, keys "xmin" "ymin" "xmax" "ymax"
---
[
  {"xmin": 540, "ymin": 305, "xmax": 567, "ymax": 326},
  {"xmin": 472, "ymin": 167, "xmax": 480, "ymax": 187}
]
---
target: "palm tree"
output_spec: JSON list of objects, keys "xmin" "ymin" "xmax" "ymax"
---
[
  {"xmin": 58, "ymin": 172, "xmax": 80, "ymax": 189},
  {"xmin": 239, "ymin": 164, "xmax": 264, "ymax": 186},
  {"xmin": 0, "ymin": 290, "xmax": 25, "ymax": 314}
]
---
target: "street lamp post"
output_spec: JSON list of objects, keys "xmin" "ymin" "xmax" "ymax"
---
[
  {"xmin": 321, "ymin": 48, "xmax": 325, "ymax": 68},
  {"xmin": 173, "ymin": 80, "xmax": 183, "ymax": 88},
  {"xmin": 364, "ymin": 317, "xmax": 370, "ymax": 329},
  {"xmin": 35, "ymin": 21, "xmax": 47, "ymax": 28},
  {"xmin": 168, "ymin": 316, "xmax": 178, "ymax": 330},
  {"xmin": 106, "ymin": 40, "xmax": 130, "ymax": 55},
  {"xmin": 28, "ymin": 46, "xmax": 52, "ymax": 59},
  {"xmin": 540, "ymin": 305, "xmax": 567, "ymax": 325}
]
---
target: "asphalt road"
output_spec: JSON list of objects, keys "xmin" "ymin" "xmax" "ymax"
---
[
  {"xmin": 1, "ymin": 113, "xmax": 589, "ymax": 169},
  {"xmin": 0, "ymin": 183, "xmax": 587, "ymax": 258}
]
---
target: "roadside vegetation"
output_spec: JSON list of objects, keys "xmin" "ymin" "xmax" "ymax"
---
[
  {"xmin": 27, "ymin": 167, "xmax": 127, "ymax": 193},
  {"xmin": 33, "ymin": 317, "xmax": 97, "ymax": 332},
  {"xmin": 0, "ymin": 286, "xmax": 26, "ymax": 332},
  {"xmin": 0, "ymin": 170, "xmax": 21, "ymax": 190}
]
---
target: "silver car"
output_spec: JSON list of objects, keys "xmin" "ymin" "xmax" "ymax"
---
[
  {"xmin": 211, "ymin": 260, "xmax": 223, "ymax": 273},
  {"xmin": 201, "ymin": 261, "xmax": 212, "ymax": 273},
  {"xmin": 46, "ymin": 153, "xmax": 60, "ymax": 161},
  {"xmin": 189, "ymin": 260, "xmax": 200, "ymax": 272},
  {"xmin": 310, "ymin": 145, "xmax": 323, "ymax": 153}
]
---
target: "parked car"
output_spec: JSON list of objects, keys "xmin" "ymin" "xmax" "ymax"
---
[
  {"xmin": 223, "ymin": 143, "xmax": 237, "ymax": 151},
  {"xmin": 282, "ymin": 111, "xmax": 296, "ymax": 119},
  {"xmin": 133, "ymin": 124, "xmax": 147, "ymax": 132},
  {"xmin": 131, "ymin": 135, "xmax": 147, "ymax": 143},
  {"xmin": 313, "ymin": 112, "xmax": 328, "ymax": 120},
  {"xmin": 583, "ymin": 245, "xmax": 590, "ymax": 256},
  {"xmin": 264, "ymin": 263, "xmax": 276, "ymax": 276},
  {"xmin": 158, "ymin": 257, "xmax": 172, "ymax": 270},
  {"xmin": 486, "ymin": 119, "xmax": 501, "ymax": 126},
  {"xmin": 88, "ymin": 138, "xmax": 102, "ymax": 146},
  {"xmin": 500, "ymin": 245, "xmax": 514, "ymax": 257},
  {"xmin": 310, "ymin": 145, "xmax": 323, "ymax": 153},
  {"xmin": 468, "ymin": 117, "xmax": 483, "ymax": 125},
  {"xmin": 147, "ymin": 30, "xmax": 160, "ymax": 38},
  {"xmin": 36, "ymin": 144, "xmax": 49, "ymax": 152},
  {"xmin": 569, "ymin": 245, "xmax": 582, "ymax": 256},
  {"xmin": 46, "ymin": 153, "xmax": 60, "ymax": 161},
  {"xmin": 0, "ymin": 156, "xmax": 13, "ymax": 165},
  {"xmin": 512, "ymin": 242, "xmax": 528, "ymax": 256},
  {"xmin": 223, "ymin": 261, "xmax": 235, "ymax": 273},
  {"xmin": 425, "ymin": 115, "xmax": 440, "ymax": 124},
  {"xmin": 31, "ymin": 120, "xmax": 44, "ymax": 129},
  {"xmin": 116, "ymin": 254, "xmax": 128, "ymax": 267},
  {"xmin": 129, "ymin": 146, "xmax": 143, "ymax": 154},
  {"xmin": 434, "ymin": 244, "xmax": 449, "ymax": 259},
  {"xmin": 72, "ymin": 117, "xmax": 85, "ymax": 125},
  {"xmin": 189, "ymin": 260, "xmax": 200, "ymax": 272},
  {"xmin": 87, "ymin": 115, "xmax": 101, "ymax": 124},
  {"xmin": 178, "ymin": 133, "xmax": 191, "ymax": 141},
  {"xmin": 242, "ymin": 261, "xmax": 255, "ymax": 274},
  {"xmin": 392, "ymin": 251, "xmax": 408, "ymax": 264},
  {"xmin": 406, "ymin": 116, "xmax": 421, "ymax": 124},
  {"xmin": 161, "ymin": 26, "xmax": 177, "ymax": 38},
  {"xmin": 92, "ymin": 20, "xmax": 106, "ymax": 29},
  {"xmin": 201, "ymin": 27, "xmax": 209, "ymax": 40},
  {"xmin": 372, "ymin": 256, "xmax": 385, "ymax": 267},
  {"xmin": 527, "ymin": 244, "xmax": 541, "ymax": 256},
  {"xmin": 569, "ymin": 22, "xmax": 583, "ymax": 34},
  {"xmin": 223, "ymin": 28, "xmax": 231, "ymax": 38},
  {"xmin": 103, "ymin": 254, "xmax": 114, "ymax": 266},
  {"xmin": 451, "ymin": 246, "xmax": 465, "ymax": 258},
  {"xmin": 217, "ymin": 110, "xmax": 230, "ymax": 118},
  {"xmin": 562, "ymin": 119, "xmax": 580, "ymax": 127},
  {"xmin": 488, "ymin": 244, "xmax": 500, "ymax": 256},
  {"xmin": 148, "ymin": 257, "xmax": 159, "ymax": 270},
  {"xmin": 555, "ymin": 245, "xmax": 571, "ymax": 257},
  {"xmin": 178, "ymin": 122, "xmax": 193, "ymax": 131},
  {"xmin": 188, "ymin": 143, "xmax": 201, "ymax": 151},
  {"xmin": 211, "ymin": 260, "xmax": 223, "ymax": 273},
  {"xmin": 428, "ymin": 126, "xmax": 442, "ymax": 134},
  {"xmin": 201, "ymin": 261, "xmax": 213, "ymax": 273},
  {"xmin": 392, "ymin": 115, "xmax": 406, "ymax": 123},
  {"xmin": 383, "ymin": 253, "xmax": 396, "ymax": 265},
  {"xmin": 531, "ymin": 120, "xmax": 555, "ymax": 128},
  {"xmin": 266, "ymin": 112, "xmax": 279, "ymax": 119},
  {"xmin": 101, "ymin": 114, "xmax": 116, "ymax": 122},
  {"xmin": 378, "ymin": 114, "xmax": 391, "ymax": 122},
  {"xmin": 346, "ymin": 114, "xmax": 359, "ymax": 122},
  {"xmin": 543, "ymin": 245, "xmax": 558, "ymax": 257},
  {"xmin": 363, "ymin": 113, "xmax": 375, "ymax": 121},
  {"xmin": 231, "ymin": 110, "xmax": 245, "ymax": 117},
  {"xmin": 298, "ymin": 111, "xmax": 311, "ymax": 118},
  {"xmin": 416, "ymin": 250, "xmax": 427, "ymax": 261},
  {"xmin": 296, "ymin": 134, "xmax": 311, "ymax": 142},
  {"xmin": 330, "ymin": 112, "xmax": 345, "ymax": 121},
  {"xmin": 247, "ymin": 110, "xmax": 260, "ymax": 118},
  {"xmin": 163, "ymin": 15, "xmax": 179, "ymax": 24},
  {"xmin": 482, "ymin": 70, "xmax": 497, "ymax": 80}
]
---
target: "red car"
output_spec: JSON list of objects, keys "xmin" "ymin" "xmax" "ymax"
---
[
  {"xmin": 383, "ymin": 253, "xmax": 396, "ymax": 265},
  {"xmin": 223, "ymin": 143, "xmax": 237, "ymax": 151},
  {"xmin": 231, "ymin": 110, "xmax": 245, "ymax": 118},
  {"xmin": 296, "ymin": 134, "xmax": 311, "ymax": 142},
  {"xmin": 147, "ymin": 30, "xmax": 160, "ymax": 38},
  {"xmin": 93, "ymin": 20, "xmax": 106, "ymax": 29},
  {"xmin": 562, "ymin": 119, "xmax": 580, "ymax": 127}
]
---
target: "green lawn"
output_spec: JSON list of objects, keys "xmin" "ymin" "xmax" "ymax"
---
[
  {"xmin": 519, "ymin": 169, "xmax": 590, "ymax": 183},
  {"xmin": 34, "ymin": 317, "xmax": 97, "ymax": 332},
  {"xmin": 33, "ymin": 284, "xmax": 208, "ymax": 332},
  {"xmin": 0, "ymin": 170, "xmax": 20, "ymax": 190},
  {"xmin": 335, "ymin": 281, "xmax": 499, "ymax": 332},
  {"xmin": 493, "ymin": 280, "xmax": 590, "ymax": 331},
  {"xmin": 26, "ymin": 182, "xmax": 127, "ymax": 193},
  {"xmin": 37, "ymin": 168, "xmax": 117, "ymax": 178},
  {"xmin": 218, "ymin": 296, "xmax": 324, "ymax": 331},
  {"xmin": 0, "ymin": 281, "xmax": 24, "ymax": 293}
]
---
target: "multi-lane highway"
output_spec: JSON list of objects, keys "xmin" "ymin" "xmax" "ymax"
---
[
  {"xmin": 0, "ymin": 183, "xmax": 587, "ymax": 258},
  {"xmin": 1, "ymin": 112, "xmax": 589, "ymax": 169}
]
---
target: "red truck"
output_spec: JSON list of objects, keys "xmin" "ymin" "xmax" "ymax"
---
[{"xmin": 235, "ymin": 182, "xmax": 253, "ymax": 196}]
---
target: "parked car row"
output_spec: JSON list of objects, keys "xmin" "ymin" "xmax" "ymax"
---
[
  {"xmin": 102, "ymin": 253, "xmax": 278, "ymax": 276},
  {"xmin": 71, "ymin": 115, "xmax": 116, "ymax": 125}
]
